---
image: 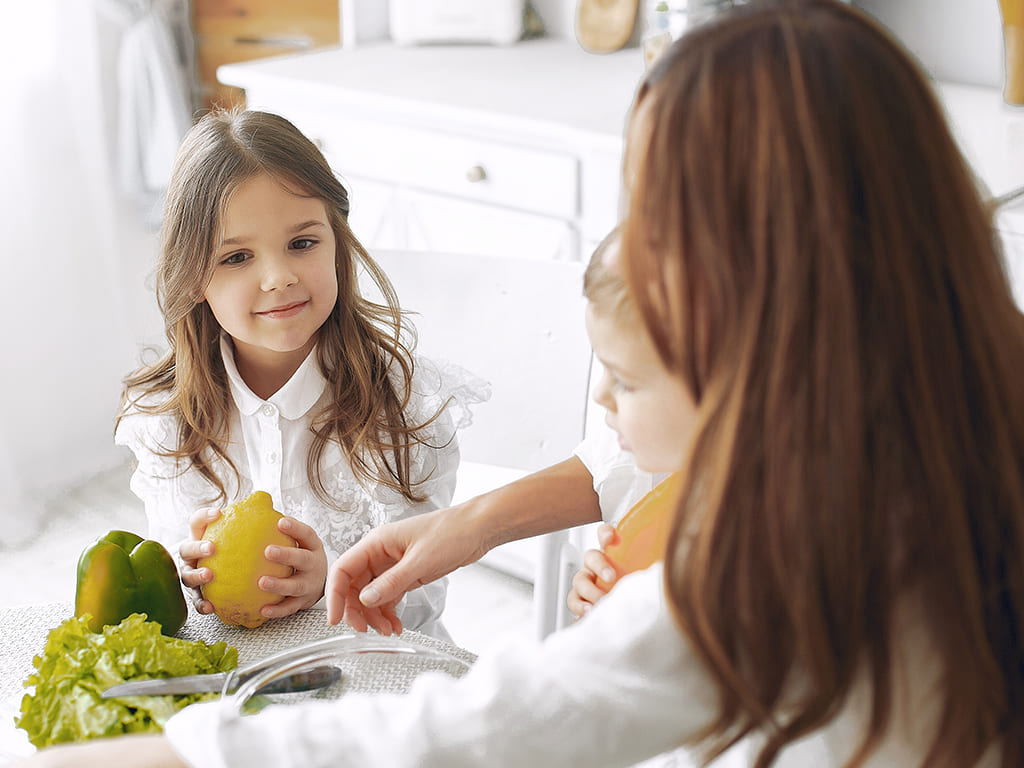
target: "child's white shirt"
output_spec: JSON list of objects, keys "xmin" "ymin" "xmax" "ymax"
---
[
  {"xmin": 115, "ymin": 336, "xmax": 488, "ymax": 638},
  {"xmin": 573, "ymin": 420, "xmax": 668, "ymax": 525}
]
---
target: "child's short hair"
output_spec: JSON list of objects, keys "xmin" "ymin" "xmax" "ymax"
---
[{"xmin": 583, "ymin": 227, "xmax": 632, "ymax": 319}]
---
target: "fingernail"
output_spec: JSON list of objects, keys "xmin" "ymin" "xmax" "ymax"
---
[
  {"xmin": 207, "ymin": 509, "xmax": 219, "ymax": 520},
  {"xmin": 267, "ymin": 546, "xmax": 280, "ymax": 557},
  {"xmin": 200, "ymin": 543, "xmax": 213, "ymax": 556},
  {"xmin": 360, "ymin": 586, "xmax": 381, "ymax": 605},
  {"xmin": 601, "ymin": 569, "xmax": 615, "ymax": 583}
]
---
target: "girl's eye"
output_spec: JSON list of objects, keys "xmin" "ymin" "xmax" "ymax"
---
[
  {"xmin": 221, "ymin": 252, "xmax": 250, "ymax": 266},
  {"xmin": 604, "ymin": 371, "xmax": 633, "ymax": 394},
  {"xmin": 291, "ymin": 238, "xmax": 317, "ymax": 251}
]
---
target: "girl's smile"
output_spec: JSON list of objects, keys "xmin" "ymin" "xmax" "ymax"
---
[
  {"xmin": 203, "ymin": 172, "xmax": 339, "ymax": 397},
  {"xmin": 257, "ymin": 300, "xmax": 310, "ymax": 319}
]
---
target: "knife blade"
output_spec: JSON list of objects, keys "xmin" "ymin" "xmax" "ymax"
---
[{"xmin": 101, "ymin": 665, "xmax": 342, "ymax": 698}]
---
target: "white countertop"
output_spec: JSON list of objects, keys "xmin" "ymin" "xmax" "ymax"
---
[{"xmin": 219, "ymin": 39, "xmax": 645, "ymax": 150}]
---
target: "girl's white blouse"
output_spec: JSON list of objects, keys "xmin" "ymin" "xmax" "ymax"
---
[{"xmin": 115, "ymin": 337, "xmax": 489, "ymax": 636}]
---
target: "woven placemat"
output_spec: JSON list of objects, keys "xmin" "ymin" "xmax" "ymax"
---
[{"xmin": 0, "ymin": 601, "xmax": 476, "ymax": 707}]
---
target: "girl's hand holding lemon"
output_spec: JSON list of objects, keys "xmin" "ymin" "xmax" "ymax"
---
[{"xmin": 179, "ymin": 491, "xmax": 328, "ymax": 628}]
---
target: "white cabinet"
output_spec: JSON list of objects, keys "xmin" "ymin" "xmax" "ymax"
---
[{"xmin": 282, "ymin": 106, "xmax": 583, "ymax": 259}]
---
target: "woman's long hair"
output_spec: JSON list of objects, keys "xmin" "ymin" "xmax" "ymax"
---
[
  {"xmin": 622, "ymin": 1, "xmax": 1024, "ymax": 765},
  {"xmin": 118, "ymin": 108, "xmax": 440, "ymax": 506}
]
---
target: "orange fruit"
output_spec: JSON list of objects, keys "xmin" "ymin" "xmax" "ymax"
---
[{"xmin": 597, "ymin": 473, "xmax": 682, "ymax": 590}]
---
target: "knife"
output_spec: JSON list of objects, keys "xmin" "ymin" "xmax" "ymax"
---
[{"xmin": 101, "ymin": 665, "xmax": 342, "ymax": 698}]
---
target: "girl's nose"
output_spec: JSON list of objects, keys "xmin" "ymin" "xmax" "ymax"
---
[
  {"xmin": 260, "ymin": 256, "xmax": 298, "ymax": 291},
  {"xmin": 592, "ymin": 369, "xmax": 615, "ymax": 412}
]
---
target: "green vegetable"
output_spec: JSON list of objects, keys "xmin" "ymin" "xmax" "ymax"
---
[
  {"xmin": 16, "ymin": 613, "xmax": 237, "ymax": 748},
  {"xmin": 75, "ymin": 530, "xmax": 188, "ymax": 636}
]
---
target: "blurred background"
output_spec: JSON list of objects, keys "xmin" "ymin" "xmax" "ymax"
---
[{"xmin": 0, "ymin": 0, "xmax": 1011, "ymax": 547}]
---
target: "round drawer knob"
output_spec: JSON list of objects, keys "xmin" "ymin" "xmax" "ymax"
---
[{"xmin": 466, "ymin": 165, "xmax": 487, "ymax": 183}]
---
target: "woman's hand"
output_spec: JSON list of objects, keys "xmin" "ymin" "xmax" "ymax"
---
[
  {"xmin": 566, "ymin": 523, "xmax": 619, "ymax": 618},
  {"xmin": 326, "ymin": 507, "xmax": 483, "ymax": 636},
  {"xmin": 178, "ymin": 507, "xmax": 221, "ymax": 615},
  {"xmin": 257, "ymin": 516, "xmax": 328, "ymax": 619}
]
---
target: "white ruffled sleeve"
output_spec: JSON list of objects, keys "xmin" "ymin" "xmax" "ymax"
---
[{"xmin": 113, "ymin": 402, "xmax": 221, "ymax": 561}]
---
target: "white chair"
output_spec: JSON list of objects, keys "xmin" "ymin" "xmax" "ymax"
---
[{"xmin": 364, "ymin": 249, "xmax": 595, "ymax": 639}]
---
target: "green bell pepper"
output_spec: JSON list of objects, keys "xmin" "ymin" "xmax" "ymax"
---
[{"xmin": 74, "ymin": 530, "xmax": 188, "ymax": 636}]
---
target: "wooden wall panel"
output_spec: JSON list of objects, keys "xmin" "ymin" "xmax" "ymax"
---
[{"xmin": 192, "ymin": 0, "xmax": 341, "ymax": 111}]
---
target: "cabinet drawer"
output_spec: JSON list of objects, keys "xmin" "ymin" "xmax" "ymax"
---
[{"xmin": 286, "ymin": 111, "xmax": 579, "ymax": 220}]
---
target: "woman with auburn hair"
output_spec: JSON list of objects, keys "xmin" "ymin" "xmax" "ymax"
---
[
  {"xmin": 621, "ymin": 1, "xmax": 1024, "ymax": 764},
  {"xmin": 16, "ymin": 1, "xmax": 1024, "ymax": 766}
]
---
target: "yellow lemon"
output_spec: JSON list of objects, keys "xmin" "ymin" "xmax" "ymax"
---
[{"xmin": 198, "ymin": 491, "xmax": 295, "ymax": 628}]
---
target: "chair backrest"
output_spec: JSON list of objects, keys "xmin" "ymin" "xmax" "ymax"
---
[{"xmin": 364, "ymin": 250, "xmax": 593, "ymax": 473}]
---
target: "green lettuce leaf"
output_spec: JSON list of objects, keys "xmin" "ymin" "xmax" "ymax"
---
[{"xmin": 15, "ymin": 613, "xmax": 237, "ymax": 748}]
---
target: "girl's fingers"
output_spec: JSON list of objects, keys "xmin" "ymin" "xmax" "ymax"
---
[
  {"xmin": 264, "ymin": 543, "xmax": 313, "ymax": 570},
  {"xmin": 568, "ymin": 569, "xmax": 606, "ymax": 615},
  {"xmin": 581, "ymin": 548, "xmax": 617, "ymax": 587},
  {"xmin": 179, "ymin": 539, "xmax": 214, "ymax": 565},
  {"xmin": 180, "ymin": 563, "xmax": 213, "ymax": 589},
  {"xmin": 596, "ymin": 523, "xmax": 618, "ymax": 549},
  {"xmin": 260, "ymin": 596, "xmax": 304, "ymax": 619},
  {"xmin": 278, "ymin": 516, "xmax": 323, "ymax": 552},
  {"xmin": 188, "ymin": 507, "xmax": 220, "ymax": 541},
  {"xmin": 194, "ymin": 598, "xmax": 215, "ymax": 615}
]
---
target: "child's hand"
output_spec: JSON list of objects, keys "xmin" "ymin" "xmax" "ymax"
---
[
  {"xmin": 178, "ymin": 507, "xmax": 221, "ymax": 615},
  {"xmin": 566, "ymin": 523, "xmax": 619, "ymax": 619},
  {"xmin": 256, "ymin": 516, "xmax": 328, "ymax": 619}
]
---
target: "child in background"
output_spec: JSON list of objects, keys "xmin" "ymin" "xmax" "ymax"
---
[
  {"xmin": 21, "ymin": 1, "xmax": 1024, "ymax": 765},
  {"xmin": 567, "ymin": 231, "xmax": 675, "ymax": 618},
  {"xmin": 114, "ymin": 108, "xmax": 485, "ymax": 639},
  {"xmin": 322, "ymin": 229, "xmax": 669, "ymax": 636}
]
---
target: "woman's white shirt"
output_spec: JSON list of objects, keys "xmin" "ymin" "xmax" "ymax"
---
[
  {"xmin": 164, "ymin": 563, "xmax": 719, "ymax": 768},
  {"xmin": 163, "ymin": 561, "xmax": 1001, "ymax": 768},
  {"xmin": 115, "ymin": 336, "xmax": 488, "ymax": 636}
]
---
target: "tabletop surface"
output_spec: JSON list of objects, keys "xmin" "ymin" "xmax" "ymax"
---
[{"xmin": 0, "ymin": 601, "xmax": 476, "ymax": 763}]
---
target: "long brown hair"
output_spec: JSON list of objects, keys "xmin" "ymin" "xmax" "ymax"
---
[
  {"xmin": 119, "ymin": 108, "xmax": 441, "ymax": 506},
  {"xmin": 622, "ymin": 1, "xmax": 1024, "ymax": 765}
]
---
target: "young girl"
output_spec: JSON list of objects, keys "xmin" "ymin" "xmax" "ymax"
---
[
  {"xmin": 113, "ymin": 107, "xmax": 485, "ymax": 638},
  {"xmin": 20, "ymin": 1, "xmax": 1024, "ymax": 766}
]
